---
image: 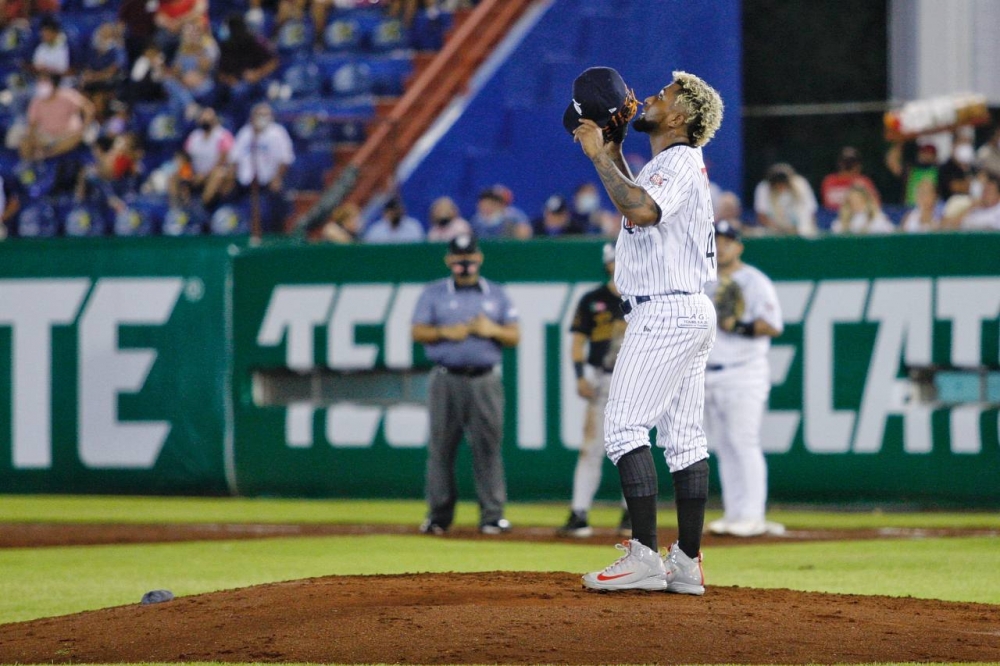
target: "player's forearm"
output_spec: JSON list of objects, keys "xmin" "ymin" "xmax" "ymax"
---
[
  {"xmin": 591, "ymin": 153, "xmax": 660, "ymax": 226},
  {"xmin": 411, "ymin": 324, "xmax": 441, "ymax": 344},
  {"xmin": 492, "ymin": 323, "xmax": 520, "ymax": 347}
]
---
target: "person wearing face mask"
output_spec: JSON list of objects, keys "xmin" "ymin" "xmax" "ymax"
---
[
  {"xmin": 361, "ymin": 195, "xmax": 425, "ymax": 243},
  {"xmin": 226, "ymin": 102, "xmax": 295, "ymax": 234},
  {"xmin": 570, "ymin": 182, "xmax": 608, "ymax": 234},
  {"xmin": 20, "ymin": 72, "xmax": 95, "ymax": 162},
  {"xmin": 938, "ymin": 129, "xmax": 977, "ymax": 201},
  {"xmin": 411, "ymin": 233, "xmax": 521, "ymax": 536},
  {"xmin": 183, "ymin": 107, "xmax": 234, "ymax": 206},
  {"xmin": 426, "ymin": 195, "xmax": 471, "ymax": 243}
]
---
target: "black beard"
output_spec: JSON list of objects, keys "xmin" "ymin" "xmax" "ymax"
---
[{"xmin": 632, "ymin": 115, "xmax": 656, "ymax": 133}]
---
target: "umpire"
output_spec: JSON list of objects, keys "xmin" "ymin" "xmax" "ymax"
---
[{"xmin": 411, "ymin": 234, "xmax": 520, "ymax": 535}]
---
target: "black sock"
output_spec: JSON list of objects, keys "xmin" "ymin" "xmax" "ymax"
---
[
  {"xmin": 616, "ymin": 447, "xmax": 658, "ymax": 551},
  {"xmin": 672, "ymin": 459, "xmax": 709, "ymax": 559}
]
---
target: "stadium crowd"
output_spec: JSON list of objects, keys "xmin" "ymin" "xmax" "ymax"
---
[{"xmin": 0, "ymin": 0, "xmax": 998, "ymax": 241}]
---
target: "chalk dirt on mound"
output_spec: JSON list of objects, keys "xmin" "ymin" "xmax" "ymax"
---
[{"xmin": 1, "ymin": 572, "xmax": 999, "ymax": 664}]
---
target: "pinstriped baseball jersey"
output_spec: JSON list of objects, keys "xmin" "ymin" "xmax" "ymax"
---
[{"xmin": 615, "ymin": 144, "xmax": 717, "ymax": 297}]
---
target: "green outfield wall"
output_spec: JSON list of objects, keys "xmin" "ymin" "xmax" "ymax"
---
[{"xmin": 2, "ymin": 235, "xmax": 999, "ymax": 503}]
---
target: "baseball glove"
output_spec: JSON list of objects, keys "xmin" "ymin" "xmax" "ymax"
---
[
  {"xmin": 604, "ymin": 88, "xmax": 639, "ymax": 144},
  {"xmin": 713, "ymin": 276, "xmax": 745, "ymax": 332}
]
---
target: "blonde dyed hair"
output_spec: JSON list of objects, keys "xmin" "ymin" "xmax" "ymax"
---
[{"xmin": 672, "ymin": 70, "xmax": 724, "ymax": 147}]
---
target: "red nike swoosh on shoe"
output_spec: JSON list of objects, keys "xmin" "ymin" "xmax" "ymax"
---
[{"xmin": 596, "ymin": 572, "xmax": 633, "ymax": 581}]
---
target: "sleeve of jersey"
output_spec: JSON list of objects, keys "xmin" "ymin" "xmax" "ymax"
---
[
  {"xmin": 498, "ymin": 286, "xmax": 519, "ymax": 324},
  {"xmin": 750, "ymin": 276, "xmax": 784, "ymax": 334},
  {"xmin": 646, "ymin": 155, "xmax": 695, "ymax": 221},
  {"xmin": 411, "ymin": 286, "xmax": 436, "ymax": 326}
]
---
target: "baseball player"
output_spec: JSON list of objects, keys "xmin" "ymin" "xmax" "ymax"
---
[
  {"xmin": 704, "ymin": 220, "xmax": 785, "ymax": 537},
  {"xmin": 568, "ymin": 68, "xmax": 723, "ymax": 594},
  {"xmin": 557, "ymin": 242, "xmax": 631, "ymax": 539}
]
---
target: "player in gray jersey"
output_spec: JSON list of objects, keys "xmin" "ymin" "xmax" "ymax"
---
[{"xmin": 572, "ymin": 70, "xmax": 724, "ymax": 594}]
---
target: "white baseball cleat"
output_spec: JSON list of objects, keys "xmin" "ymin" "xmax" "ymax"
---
[
  {"xmin": 663, "ymin": 541, "xmax": 705, "ymax": 595},
  {"xmin": 582, "ymin": 539, "xmax": 668, "ymax": 591},
  {"xmin": 707, "ymin": 518, "xmax": 730, "ymax": 535}
]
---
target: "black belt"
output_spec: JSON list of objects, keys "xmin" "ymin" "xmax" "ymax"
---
[
  {"xmin": 706, "ymin": 360, "xmax": 749, "ymax": 372},
  {"xmin": 440, "ymin": 365, "xmax": 495, "ymax": 377},
  {"xmin": 620, "ymin": 295, "xmax": 651, "ymax": 315}
]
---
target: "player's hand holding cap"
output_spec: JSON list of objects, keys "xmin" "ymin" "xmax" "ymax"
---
[{"xmin": 562, "ymin": 66, "xmax": 639, "ymax": 144}]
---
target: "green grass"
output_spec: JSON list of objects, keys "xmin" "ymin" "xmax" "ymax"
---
[{"xmin": 4, "ymin": 495, "xmax": 1000, "ymax": 530}]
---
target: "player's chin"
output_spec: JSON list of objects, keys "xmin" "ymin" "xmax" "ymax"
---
[{"xmin": 632, "ymin": 115, "xmax": 655, "ymax": 134}]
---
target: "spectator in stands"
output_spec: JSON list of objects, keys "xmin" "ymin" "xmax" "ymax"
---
[
  {"xmin": 227, "ymin": 102, "xmax": 295, "ymax": 234},
  {"xmin": 79, "ymin": 22, "xmax": 127, "ymax": 119},
  {"xmin": 714, "ymin": 190, "xmax": 742, "ymax": 224},
  {"xmin": 427, "ymin": 195, "xmax": 471, "ymax": 242},
  {"xmin": 955, "ymin": 170, "xmax": 1000, "ymax": 231},
  {"xmin": 124, "ymin": 44, "xmax": 199, "ymax": 118},
  {"xmin": 216, "ymin": 13, "xmax": 279, "ymax": 114},
  {"xmin": 532, "ymin": 194, "xmax": 588, "ymax": 237},
  {"xmin": 593, "ymin": 209, "xmax": 620, "ymax": 238},
  {"xmin": 319, "ymin": 201, "xmax": 362, "ymax": 243},
  {"xmin": 831, "ymin": 184, "xmax": 895, "ymax": 235},
  {"xmin": 900, "ymin": 178, "xmax": 942, "ymax": 233},
  {"xmin": 975, "ymin": 124, "xmax": 1000, "ymax": 177},
  {"xmin": 570, "ymin": 182, "xmax": 607, "ymax": 234},
  {"xmin": 119, "ymin": 0, "xmax": 158, "ymax": 64},
  {"xmin": 470, "ymin": 187, "xmax": 530, "ymax": 239},
  {"xmin": 886, "ymin": 140, "xmax": 939, "ymax": 206},
  {"xmin": 19, "ymin": 72, "xmax": 95, "ymax": 161},
  {"xmin": 154, "ymin": 0, "xmax": 208, "ymax": 60},
  {"xmin": 753, "ymin": 163, "xmax": 818, "ymax": 237},
  {"xmin": 937, "ymin": 128, "xmax": 976, "ymax": 201},
  {"xmin": 31, "ymin": 15, "xmax": 69, "ymax": 76},
  {"xmin": 362, "ymin": 195, "xmax": 425, "ymax": 243},
  {"xmin": 76, "ymin": 131, "xmax": 143, "ymax": 205},
  {"xmin": 820, "ymin": 146, "xmax": 880, "ymax": 212},
  {"xmin": 183, "ymin": 107, "xmax": 234, "ymax": 206},
  {"xmin": 171, "ymin": 22, "xmax": 219, "ymax": 105},
  {"xmin": 163, "ymin": 149, "xmax": 195, "ymax": 203},
  {"xmin": 0, "ymin": 172, "xmax": 22, "ymax": 240}
]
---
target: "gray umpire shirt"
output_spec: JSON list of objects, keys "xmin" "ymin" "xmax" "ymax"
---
[{"xmin": 411, "ymin": 278, "xmax": 519, "ymax": 368}]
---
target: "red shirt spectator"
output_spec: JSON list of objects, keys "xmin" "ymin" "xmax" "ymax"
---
[{"xmin": 820, "ymin": 146, "xmax": 881, "ymax": 211}]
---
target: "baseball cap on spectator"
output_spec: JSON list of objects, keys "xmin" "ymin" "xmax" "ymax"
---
[
  {"xmin": 545, "ymin": 194, "xmax": 568, "ymax": 214},
  {"xmin": 714, "ymin": 219, "xmax": 742, "ymax": 241},
  {"xmin": 478, "ymin": 188, "xmax": 504, "ymax": 204},
  {"xmin": 448, "ymin": 233, "xmax": 478, "ymax": 255},
  {"xmin": 602, "ymin": 242, "xmax": 615, "ymax": 264}
]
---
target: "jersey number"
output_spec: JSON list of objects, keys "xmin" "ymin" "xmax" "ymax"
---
[{"xmin": 706, "ymin": 228, "xmax": 716, "ymax": 267}]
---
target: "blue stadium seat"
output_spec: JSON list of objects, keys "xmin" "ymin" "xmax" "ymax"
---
[
  {"xmin": 64, "ymin": 202, "xmax": 109, "ymax": 237},
  {"xmin": 210, "ymin": 203, "xmax": 250, "ymax": 235},
  {"xmin": 61, "ymin": 0, "xmax": 116, "ymax": 13},
  {"xmin": 320, "ymin": 57, "xmax": 372, "ymax": 97},
  {"xmin": 321, "ymin": 14, "xmax": 365, "ymax": 53},
  {"xmin": 281, "ymin": 60, "xmax": 323, "ymax": 100},
  {"xmin": 15, "ymin": 160, "xmax": 57, "ymax": 199},
  {"xmin": 815, "ymin": 208, "xmax": 837, "ymax": 232},
  {"xmin": 114, "ymin": 196, "xmax": 167, "ymax": 236},
  {"xmin": 275, "ymin": 18, "xmax": 314, "ymax": 58},
  {"xmin": 162, "ymin": 205, "xmax": 208, "ymax": 236},
  {"xmin": 367, "ymin": 56, "xmax": 412, "ymax": 96},
  {"xmin": 410, "ymin": 8, "xmax": 452, "ymax": 51},
  {"xmin": 285, "ymin": 142, "xmax": 334, "ymax": 191},
  {"xmin": 0, "ymin": 23, "xmax": 32, "ymax": 66},
  {"xmin": 368, "ymin": 17, "xmax": 406, "ymax": 52},
  {"xmin": 16, "ymin": 201, "xmax": 59, "ymax": 238},
  {"xmin": 245, "ymin": 9, "xmax": 276, "ymax": 38}
]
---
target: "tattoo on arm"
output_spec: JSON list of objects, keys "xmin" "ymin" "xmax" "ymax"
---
[{"xmin": 593, "ymin": 154, "xmax": 660, "ymax": 226}]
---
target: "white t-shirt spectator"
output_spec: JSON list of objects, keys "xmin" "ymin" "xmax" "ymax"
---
[
  {"xmin": 229, "ymin": 121, "xmax": 294, "ymax": 187},
  {"xmin": 962, "ymin": 203, "xmax": 1000, "ymax": 230},
  {"xmin": 32, "ymin": 36, "xmax": 70, "ymax": 75},
  {"xmin": 753, "ymin": 175, "xmax": 818, "ymax": 237},
  {"xmin": 184, "ymin": 125, "xmax": 234, "ymax": 177}
]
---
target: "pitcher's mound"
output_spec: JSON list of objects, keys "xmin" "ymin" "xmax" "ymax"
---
[{"xmin": 2, "ymin": 571, "xmax": 999, "ymax": 664}]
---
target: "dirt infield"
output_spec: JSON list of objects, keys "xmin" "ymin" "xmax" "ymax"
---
[
  {"xmin": 2, "ymin": 571, "xmax": 1000, "ymax": 664},
  {"xmin": 2, "ymin": 521, "xmax": 997, "ymax": 548},
  {"xmin": 3, "ymin": 522, "xmax": 1000, "ymax": 664}
]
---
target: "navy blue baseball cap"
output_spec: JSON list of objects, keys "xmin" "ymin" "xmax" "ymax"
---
[
  {"xmin": 448, "ymin": 233, "xmax": 479, "ymax": 255},
  {"xmin": 562, "ymin": 66, "xmax": 631, "ymax": 135},
  {"xmin": 714, "ymin": 219, "xmax": 742, "ymax": 241}
]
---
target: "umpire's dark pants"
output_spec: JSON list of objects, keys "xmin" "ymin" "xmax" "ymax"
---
[{"xmin": 425, "ymin": 366, "xmax": 507, "ymax": 527}]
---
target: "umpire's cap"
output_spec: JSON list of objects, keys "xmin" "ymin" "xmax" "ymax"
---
[
  {"xmin": 714, "ymin": 219, "xmax": 742, "ymax": 241},
  {"xmin": 448, "ymin": 233, "xmax": 479, "ymax": 255},
  {"xmin": 562, "ymin": 66, "xmax": 632, "ymax": 135}
]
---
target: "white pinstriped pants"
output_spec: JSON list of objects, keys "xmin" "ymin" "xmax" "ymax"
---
[{"xmin": 603, "ymin": 293, "xmax": 716, "ymax": 472}]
